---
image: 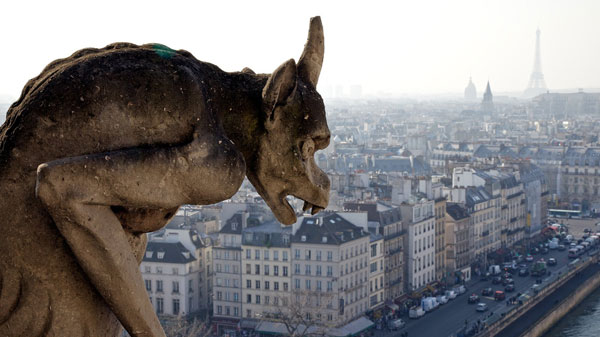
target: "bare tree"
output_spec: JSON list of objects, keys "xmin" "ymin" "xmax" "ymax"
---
[
  {"xmin": 262, "ymin": 291, "xmax": 336, "ymax": 337},
  {"xmin": 161, "ymin": 316, "xmax": 211, "ymax": 337}
]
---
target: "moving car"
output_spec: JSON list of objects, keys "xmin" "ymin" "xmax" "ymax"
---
[
  {"xmin": 518, "ymin": 268, "xmax": 529, "ymax": 277},
  {"xmin": 476, "ymin": 303, "xmax": 488, "ymax": 312},
  {"xmin": 548, "ymin": 258, "xmax": 557, "ymax": 266},
  {"xmin": 502, "ymin": 278, "xmax": 514, "ymax": 286},
  {"xmin": 526, "ymin": 255, "xmax": 534, "ymax": 262},
  {"xmin": 505, "ymin": 284, "xmax": 515, "ymax": 292},
  {"xmin": 492, "ymin": 276, "xmax": 502, "ymax": 284},
  {"xmin": 494, "ymin": 291, "xmax": 506, "ymax": 301},
  {"xmin": 482, "ymin": 287, "xmax": 493, "ymax": 296},
  {"xmin": 557, "ymin": 245, "xmax": 566, "ymax": 251},
  {"xmin": 468, "ymin": 294, "xmax": 480, "ymax": 304}
]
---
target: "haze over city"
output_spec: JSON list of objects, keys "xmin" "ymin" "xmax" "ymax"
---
[{"xmin": 1, "ymin": 0, "xmax": 599, "ymax": 100}]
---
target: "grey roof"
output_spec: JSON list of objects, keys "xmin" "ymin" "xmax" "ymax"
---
[
  {"xmin": 292, "ymin": 213, "xmax": 370, "ymax": 245},
  {"xmin": 446, "ymin": 203, "xmax": 470, "ymax": 221},
  {"xmin": 143, "ymin": 241, "xmax": 195, "ymax": 264},
  {"xmin": 465, "ymin": 186, "xmax": 493, "ymax": 207},
  {"xmin": 242, "ymin": 221, "xmax": 292, "ymax": 248},
  {"xmin": 219, "ymin": 212, "xmax": 243, "ymax": 235}
]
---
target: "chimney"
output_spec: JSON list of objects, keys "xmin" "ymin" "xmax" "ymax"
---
[{"xmin": 242, "ymin": 211, "xmax": 249, "ymax": 229}]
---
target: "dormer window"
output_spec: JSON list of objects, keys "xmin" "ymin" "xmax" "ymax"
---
[
  {"xmin": 322, "ymin": 236, "xmax": 328, "ymax": 243},
  {"xmin": 301, "ymin": 235, "xmax": 307, "ymax": 242},
  {"xmin": 232, "ymin": 222, "xmax": 237, "ymax": 230},
  {"xmin": 157, "ymin": 251, "xmax": 165, "ymax": 259},
  {"xmin": 146, "ymin": 251, "xmax": 153, "ymax": 258}
]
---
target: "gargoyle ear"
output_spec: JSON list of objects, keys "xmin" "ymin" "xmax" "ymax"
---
[
  {"xmin": 241, "ymin": 67, "xmax": 256, "ymax": 75},
  {"xmin": 262, "ymin": 59, "xmax": 297, "ymax": 119}
]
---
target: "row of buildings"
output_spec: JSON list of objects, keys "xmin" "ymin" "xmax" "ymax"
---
[{"xmin": 138, "ymin": 160, "xmax": 548, "ymax": 335}]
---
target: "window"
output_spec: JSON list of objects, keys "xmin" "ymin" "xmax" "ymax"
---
[
  {"xmin": 255, "ymin": 249, "xmax": 260, "ymax": 259},
  {"xmin": 316, "ymin": 250, "xmax": 322, "ymax": 261},
  {"xmin": 274, "ymin": 297, "xmax": 279, "ymax": 306},
  {"xmin": 234, "ymin": 292, "xmax": 239, "ymax": 302},
  {"xmin": 172, "ymin": 299, "xmax": 180, "ymax": 315},
  {"xmin": 156, "ymin": 267, "xmax": 162, "ymax": 274},
  {"xmin": 156, "ymin": 280, "xmax": 163, "ymax": 292},
  {"xmin": 226, "ymin": 306, "xmax": 230, "ymax": 316},
  {"xmin": 172, "ymin": 267, "xmax": 179, "ymax": 275},
  {"xmin": 217, "ymin": 291, "xmax": 223, "ymax": 300},
  {"xmin": 316, "ymin": 265, "xmax": 322, "ymax": 276},
  {"xmin": 274, "ymin": 282, "xmax": 279, "ymax": 291},
  {"xmin": 145, "ymin": 279, "xmax": 152, "ymax": 291},
  {"xmin": 327, "ymin": 266, "xmax": 333, "ymax": 277},
  {"xmin": 305, "ymin": 264, "xmax": 311, "ymax": 275},
  {"xmin": 306, "ymin": 279, "xmax": 311, "ymax": 290},
  {"xmin": 305, "ymin": 250, "xmax": 312, "ymax": 260},
  {"xmin": 295, "ymin": 249, "xmax": 300, "ymax": 259},
  {"xmin": 172, "ymin": 281, "xmax": 179, "ymax": 294},
  {"xmin": 274, "ymin": 265, "xmax": 279, "ymax": 276},
  {"xmin": 265, "ymin": 296, "xmax": 270, "ymax": 305},
  {"xmin": 217, "ymin": 305, "xmax": 222, "ymax": 315},
  {"xmin": 327, "ymin": 281, "xmax": 333, "ymax": 292},
  {"xmin": 274, "ymin": 250, "xmax": 279, "ymax": 260},
  {"xmin": 256, "ymin": 295, "xmax": 261, "ymax": 304},
  {"xmin": 283, "ymin": 251, "xmax": 289, "ymax": 261},
  {"xmin": 283, "ymin": 266, "xmax": 288, "ymax": 276},
  {"xmin": 265, "ymin": 265, "xmax": 270, "ymax": 275},
  {"xmin": 265, "ymin": 281, "xmax": 270, "ymax": 290},
  {"xmin": 144, "ymin": 266, "xmax": 151, "ymax": 273},
  {"xmin": 234, "ymin": 307, "xmax": 239, "ymax": 316},
  {"xmin": 327, "ymin": 251, "xmax": 333, "ymax": 261},
  {"xmin": 264, "ymin": 250, "xmax": 269, "ymax": 260},
  {"xmin": 156, "ymin": 298, "xmax": 164, "ymax": 314},
  {"xmin": 317, "ymin": 280, "xmax": 322, "ymax": 291},
  {"xmin": 256, "ymin": 280, "xmax": 261, "ymax": 289},
  {"xmin": 246, "ymin": 249, "xmax": 251, "ymax": 259},
  {"xmin": 188, "ymin": 279, "xmax": 193, "ymax": 292},
  {"xmin": 295, "ymin": 264, "xmax": 300, "ymax": 274},
  {"xmin": 295, "ymin": 279, "xmax": 300, "ymax": 289},
  {"xmin": 246, "ymin": 264, "xmax": 251, "ymax": 274},
  {"xmin": 284, "ymin": 282, "xmax": 289, "ymax": 291},
  {"xmin": 371, "ymin": 244, "xmax": 377, "ymax": 257},
  {"xmin": 246, "ymin": 280, "xmax": 251, "ymax": 288},
  {"xmin": 247, "ymin": 309, "xmax": 252, "ymax": 318},
  {"xmin": 371, "ymin": 262, "xmax": 377, "ymax": 273},
  {"xmin": 255, "ymin": 264, "xmax": 260, "ymax": 275}
]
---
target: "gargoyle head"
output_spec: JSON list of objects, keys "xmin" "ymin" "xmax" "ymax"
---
[{"xmin": 247, "ymin": 17, "xmax": 331, "ymax": 225}]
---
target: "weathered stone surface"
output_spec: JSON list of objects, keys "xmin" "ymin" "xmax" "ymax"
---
[{"xmin": 0, "ymin": 17, "xmax": 329, "ymax": 337}]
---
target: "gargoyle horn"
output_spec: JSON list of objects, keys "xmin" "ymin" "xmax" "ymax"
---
[{"xmin": 298, "ymin": 16, "xmax": 324, "ymax": 87}]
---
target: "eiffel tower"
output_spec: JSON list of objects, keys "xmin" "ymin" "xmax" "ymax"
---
[{"xmin": 523, "ymin": 28, "xmax": 548, "ymax": 98}]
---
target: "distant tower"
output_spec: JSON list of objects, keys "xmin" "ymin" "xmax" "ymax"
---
[
  {"xmin": 523, "ymin": 28, "xmax": 548, "ymax": 98},
  {"xmin": 464, "ymin": 77, "xmax": 477, "ymax": 100},
  {"xmin": 481, "ymin": 81, "xmax": 494, "ymax": 114}
]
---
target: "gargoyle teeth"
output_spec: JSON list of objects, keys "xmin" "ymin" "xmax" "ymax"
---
[
  {"xmin": 303, "ymin": 201, "xmax": 312, "ymax": 212},
  {"xmin": 311, "ymin": 206, "xmax": 324, "ymax": 215}
]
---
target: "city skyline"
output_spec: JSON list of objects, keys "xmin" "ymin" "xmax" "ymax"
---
[{"xmin": 1, "ymin": 0, "xmax": 600, "ymax": 100}]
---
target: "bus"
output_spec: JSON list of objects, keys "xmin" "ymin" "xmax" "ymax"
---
[{"xmin": 549, "ymin": 209, "xmax": 582, "ymax": 219}]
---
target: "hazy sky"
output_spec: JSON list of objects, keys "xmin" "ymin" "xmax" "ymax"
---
[{"xmin": 1, "ymin": 0, "xmax": 599, "ymax": 100}]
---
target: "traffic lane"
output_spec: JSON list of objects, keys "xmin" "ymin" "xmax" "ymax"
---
[{"xmin": 397, "ymin": 248, "xmax": 574, "ymax": 337}]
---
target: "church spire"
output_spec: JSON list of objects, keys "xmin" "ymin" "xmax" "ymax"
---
[{"xmin": 481, "ymin": 81, "xmax": 494, "ymax": 114}]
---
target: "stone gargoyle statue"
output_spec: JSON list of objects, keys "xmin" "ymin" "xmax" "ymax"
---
[{"xmin": 0, "ymin": 17, "xmax": 330, "ymax": 337}]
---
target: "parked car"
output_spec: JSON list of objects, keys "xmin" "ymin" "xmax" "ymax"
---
[
  {"xmin": 481, "ymin": 272, "xmax": 491, "ymax": 281},
  {"xmin": 548, "ymin": 258, "xmax": 557, "ymax": 266},
  {"xmin": 476, "ymin": 303, "xmax": 488, "ymax": 312},
  {"xmin": 492, "ymin": 276, "xmax": 502, "ymax": 284},
  {"xmin": 494, "ymin": 291, "xmax": 506, "ymax": 301},
  {"xmin": 482, "ymin": 287, "xmax": 494, "ymax": 296},
  {"xmin": 526, "ymin": 255, "xmax": 534, "ymax": 262},
  {"xmin": 505, "ymin": 284, "xmax": 515, "ymax": 292},
  {"xmin": 468, "ymin": 294, "xmax": 480, "ymax": 304},
  {"xmin": 557, "ymin": 245, "xmax": 566, "ymax": 251},
  {"xmin": 518, "ymin": 268, "xmax": 529, "ymax": 277},
  {"xmin": 389, "ymin": 319, "xmax": 405, "ymax": 330}
]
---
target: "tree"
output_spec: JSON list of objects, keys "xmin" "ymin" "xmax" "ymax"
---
[{"xmin": 266, "ymin": 291, "xmax": 336, "ymax": 337}]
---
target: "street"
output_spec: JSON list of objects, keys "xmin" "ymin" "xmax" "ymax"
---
[{"xmin": 373, "ymin": 243, "xmax": 580, "ymax": 337}]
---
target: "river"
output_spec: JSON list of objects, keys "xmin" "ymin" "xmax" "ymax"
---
[{"xmin": 543, "ymin": 283, "xmax": 600, "ymax": 337}]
